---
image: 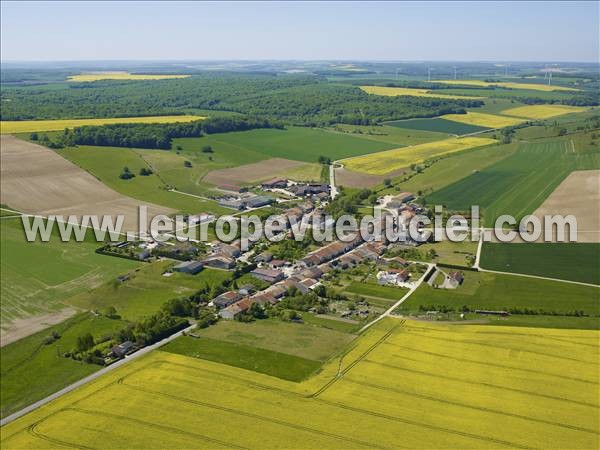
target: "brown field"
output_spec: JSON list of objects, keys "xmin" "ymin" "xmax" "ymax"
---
[
  {"xmin": 0, "ymin": 308, "xmax": 77, "ymax": 348},
  {"xmin": 203, "ymin": 158, "xmax": 319, "ymax": 186},
  {"xmin": 334, "ymin": 166, "xmax": 394, "ymax": 188},
  {"xmin": 532, "ymin": 170, "xmax": 600, "ymax": 243},
  {"xmin": 0, "ymin": 136, "xmax": 174, "ymax": 232}
]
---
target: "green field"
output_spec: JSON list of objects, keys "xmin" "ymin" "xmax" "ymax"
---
[
  {"xmin": 195, "ymin": 126, "xmax": 395, "ymax": 163},
  {"xmin": 58, "ymin": 145, "xmax": 232, "ymax": 213},
  {"xmin": 344, "ymin": 281, "xmax": 407, "ymax": 301},
  {"xmin": 0, "ymin": 217, "xmax": 140, "ymax": 328},
  {"xmin": 1, "ymin": 313, "xmax": 128, "ymax": 418},
  {"xmin": 380, "ymin": 142, "xmax": 517, "ymax": 196},
  {"xmin": 3, "ymin": 319, "xmax": 597, "ymax": 448},
  {"xmin": 162, "ymin": 336, "xmax": 322, "ymax": 382},
  {"xmin": 437, "ymin": 88, "xmax": 576, "ymax": 101},
  {"xmin": 481, "ymin": 242, "xmax": 600, "ymax": 285},
  {"xmin": 66, "ymin": 261, "xmax": 231, "ymax": 321},
  {"xmin": 162, "ymin": 315, "xmax": 356, "ymax": 381},
  {"xmin": 426, "ymin": 138, "xmax": 600, "ymax": 225},
  {"xmin": 399, "ymin": 270, "xmax": 599, "ymax": 322},
  {"xmin": 328, "ymin": 124, "xmax": 450, "ymax": 146},
  {"xmin": 190, "ymin": 318, "xmax": 355, "ymax": 362},
  {"xmin": 387, "ymin": 117, "xmax": 490, "ymax": 135}
]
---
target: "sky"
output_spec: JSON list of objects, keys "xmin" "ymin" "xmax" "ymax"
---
[{"xmin": 1, "ymin": 1, "xmax": 598, "ymax": 62}]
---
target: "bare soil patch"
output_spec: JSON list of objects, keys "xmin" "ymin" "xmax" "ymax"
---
[
  {"xmin": 335, "ymin": 166, "xmax": 403, "ymax": 188},
  {"xmin": 1, "ymin": 136, "xmax": 174, "ymax": 231},
  {"xmin": 532, "ymin": 170, "xmax": 600, "ymax": 243},
  {"xmin": 203, "ymin": 158, "xmax": 308, "ymax": 185},
  {"xmin": 0, "ymin": 307, "xmax": 78, "ymax": 347}
]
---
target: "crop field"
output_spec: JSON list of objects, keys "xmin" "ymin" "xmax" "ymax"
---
[
  {"xmin": 342, "ymin": 136, "xmax": 496, "ymax": 175},
  {"xmin": 359, "ymin": 85, "xmax": 482, "ymax": 99},
  {"xmin": 0, "ymin": 217, "xmax": 140, "ymax": 345},
  {"xmin": 426, "ymin": 139, "xmax": 600, "ymax": 226},
  {"xmin": 195, "ymin": 126, "xmax": 395, "ymax": 163},
  {"xmin": 203, "ymin": 158, "xmax": 322, "ymax": 186},
  {"xmin": 0, "ymin": 136, "xmax": 174, "ymax": 231},
  {"xmin": 481, "ymin": 242, "xmax": 600, "ymax": 285},
  {"xmin": 432, "ymin": 79, "xmax": 579, "ymax": 92},
  {"xmin": 500, "ymin": 104, "xmax": 588, "ymax": 120},
  {"xmin": 400, "ymin": 270, "xmax": 599, "ymax": 319},
  {"xmin": 386, "ymin": 117, "xmax": 490, "ymax": 135},
  {"xmin": 532, "ymin": 170, "xmax": 599, "ymax": 243},
  {"xmin": 67, "ymin": 72, "xmax": 191, "ymax": 82},
  {"xmin": 440, "ymin": 111, "xmax": 525, "ymax": 129},
  {"xmin": 0, "ymin": 115, "xmax": 203, "ymax": 134},
  {"xmin": 396, "ymin": 142, "xmax": 518, "ymax": 195},
  {"xmin": 329, "ymin": 124, "xmax": 450, "ymax": 146},
  {"xmin": 431, "ymin": 87, "xmax": 576, "ymax": 101},
  {"xmin": 2, "ymin": 319, "xmax": 598, "ymax": 449}
]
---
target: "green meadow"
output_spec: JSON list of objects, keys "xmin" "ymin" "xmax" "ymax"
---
[
  {"xmin": 481, "ymin": 242, "xmax": 600, "ymax": 285},
  {"xmin": 387, "ymin": 117, "xmax": 489, "ymax": 135},
  {"xmin": 399, "ymin": 270, "xmax": 599, "ymax": 326}
]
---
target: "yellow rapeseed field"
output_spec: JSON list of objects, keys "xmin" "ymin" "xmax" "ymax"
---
[
  {"xmin": 2, "ymin": 319, "xmax": 597, "ymax": 449},
  {"xmin": 359, "ymin": 85, "xmax": 482, "ymax": 100},
  {"xmin": 500, "ymin": 104, "xmax": 588, "ymax": 120},
  {"xmin": 432, "ymin": 79, "xmax": 579, "ymax": 92},
  {"xmin": 0, "ymin": 115, "xmax": 205, "ymax": 134},
  {"xmin": 441, "ymin": 111, "xmax": 525, "ymax": 128},
  {"xmin": 342, "ymin": 136, "xmax": 496, "ymax": 174},
  {"xmin": 67, "ymin": 72, "xmax": 191, "ymax": 82}
]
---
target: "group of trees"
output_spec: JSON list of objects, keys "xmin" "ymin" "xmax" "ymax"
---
[{"xmin": 70, "ymin": 117, "xmax": 281, "ymax": 150}]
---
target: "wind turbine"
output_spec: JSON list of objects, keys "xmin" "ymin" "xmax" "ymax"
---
[
  {"xmin": 453, "ymin": 65, "xmax": 457, "ymax": 80},
  {"xmin": 428, "ymin": 67, "xmax": 433, "ymax": 82}
]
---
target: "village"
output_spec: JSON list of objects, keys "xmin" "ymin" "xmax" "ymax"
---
[{"xmin": 97, "ymin": 178, "xmax": 467, "ymax": 352}]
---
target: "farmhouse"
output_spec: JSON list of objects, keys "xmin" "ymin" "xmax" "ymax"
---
[
  {"xmin": 219, "ymin": 298, "xmax": 254, "ymax": 320},
  {"xmin": 377, "ymin": 268, "xmax": 410, "ymax": 285},
  {"xmin": 110, "ymin": 341, "xmax": 134, "ymax": 358},
  {"xmin": 445, "ymin": 271, "xmax": 464, "ymax": 289},
  {"xmin": 213, "ymin": 291, "xmax": 242, "ymax": 309},
  {"xmin": 251, "ymin": 268, "xmax": 284, "ymax": 284},
  {"xmin": 172, "ymin": 260, "xmax": 204, "ymax": 275}
]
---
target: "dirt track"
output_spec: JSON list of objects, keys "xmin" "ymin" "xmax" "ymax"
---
[{"xmin": 1, "ymin": 136, "xmax": 174, "ymax": 232}]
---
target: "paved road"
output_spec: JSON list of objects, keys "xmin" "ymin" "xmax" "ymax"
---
[
  {"xmin": 358, "ymin": 262, "xmax": 435, "ymax": 334},
  {"xmin": 0, "ymin": 322, "xmax": 196, "ymax": 427},
  {"xmin": 330, "ymin": 163, "xmax": 339, "ymax": 199}
]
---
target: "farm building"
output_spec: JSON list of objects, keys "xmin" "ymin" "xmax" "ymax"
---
[
  {"xmin": 261, "ymin": 178, "xmax": 288, "ymax": 189},
  {"xmin": 238, "ymin": 284, "xmax": 257, "ymax": 296},
  {"xmin": 213, "ymin": 242, "xmax": 241, "ymax": 258},
  {"xmin": 202, "ymin": 256, "xmax": 236, "ymax": 270},
  {"xmin": 244, "ymin": 195, "xmax": 275, "ymax": 209},
  {"xmin": 172, "ymin": 260, "xmax": 204, "ymax": 275},
  {"xmin": 251, "ymin": 268, "xmax": 284, "ymax": 284},
  {"xmin": 255, "ymin": 252, "xmax": 273, "ymax": 263},
  {"xmin": 218, "ymin": 198, "xmax": 245, "ymax": 210},
  {"xmin": 188, "ymin": 212, "xmax": 214, "ymax": 225}
]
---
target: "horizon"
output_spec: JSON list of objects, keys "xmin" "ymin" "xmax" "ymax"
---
[{"xmin": 2, "ymin": 1, "xmax": 598, "ymax": 62}]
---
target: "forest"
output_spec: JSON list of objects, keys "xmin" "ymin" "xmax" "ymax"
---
[{"xmin": 1, "ymin": 73, "xmax": 482, "ymax": 125}]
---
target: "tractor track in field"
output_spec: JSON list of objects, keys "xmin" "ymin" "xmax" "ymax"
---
[{"xmin": 360, "ymin": 359, "xmax": 599, "ymax": 409}]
